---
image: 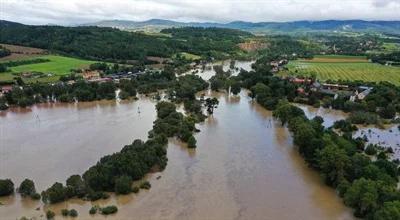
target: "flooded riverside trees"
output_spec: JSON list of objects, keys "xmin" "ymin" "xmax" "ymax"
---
[
  {"xmin": 0, "ymin": 91, "xmax": 354, "ymax": 220},
  {"xmin": 1, "ymin": 57, "xmax": 399, "ymax": 219}
]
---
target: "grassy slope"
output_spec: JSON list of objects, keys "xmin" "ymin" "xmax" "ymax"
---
[
  {"xmin": 281, "ymin": 55, "xmax": 400, "ymax": 85},
  {"xmin": 9, "ymin": 55, "xmax": 95, "ymax": 74},
  {"xmin": 0, "ymin": 55, "xmax": 95, "ymax": 83}
]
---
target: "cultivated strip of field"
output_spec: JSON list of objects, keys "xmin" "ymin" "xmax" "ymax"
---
[
  {"xmin": 0, "ymin": 43, "xmax": 47, "ymax": 61},
  {"xmin": 282, "ymin": 57, "xmax": 400, "ymax": 85},
  {"xmin": 299, "ymin": 55, "xmax": 368, "ymax": 63}
]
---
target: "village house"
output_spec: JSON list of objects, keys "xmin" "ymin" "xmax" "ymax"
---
[
  {"xmin": 309, "ymin": 81, "xmax": 373, "ymax": 101},
  {"xmin": 1, "ymin": 85, "xmax": 13, "ymax": 95},
  {"xmin": 290, "ymin": 77, "xmax": 313, "ymax": 85},
  {"xmin": 88, "ymin": 77, "xmax": 112, "ymax": 83},
  {"xmin": 270, "ymin": 59, "xmax": 288, "ymax": 73},
  {"xmin": 82, "ymin": 70, "xmax": 100, "ymax": 80},
  {"xmin": 350, "ymin": 86, "xmax": 373, "ymax": 101}
]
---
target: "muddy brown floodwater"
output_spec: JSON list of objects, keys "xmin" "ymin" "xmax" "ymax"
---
[{"xmin": 0, "ymin": 92, "xmax": 354, "ymax": 220}]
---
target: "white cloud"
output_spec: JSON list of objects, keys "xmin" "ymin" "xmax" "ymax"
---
[{"xmin": 0, "ymin": 0, "xmax": 399, "ymax": 25}]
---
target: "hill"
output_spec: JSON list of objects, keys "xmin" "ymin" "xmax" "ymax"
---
[
  {"xmin": 81, "ymin": 19, "xmax": 400, "ymax": 34},
  {"xmin": 0, "ymin": 20, "xmax": 251, "ymax": 62}
]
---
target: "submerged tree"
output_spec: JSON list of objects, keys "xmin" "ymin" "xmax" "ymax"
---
[
  {"xmin": 18, "ymin": 179, "xmax": 37, "ymax": 198},
  {"xmin": 204, "ymin": 98, "xmax": 219, "ymax": 115},
  {"xmin": 0, "ymin": 179, "xmax": 14, "ymax": 196}
]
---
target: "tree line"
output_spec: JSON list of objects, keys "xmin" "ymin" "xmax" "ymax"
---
[
  {"xmin": 0, "ymin": 21, "xmax": 250, "ymax": 62},
  {"xmin": 273, "ymin": 101, "xmax": 400, "ymax": 219}
]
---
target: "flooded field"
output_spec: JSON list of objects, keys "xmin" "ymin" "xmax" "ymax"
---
[
  {"xmin": 355, "ymin": 125, "xmax": 400, "ymax": 158},
  {"xmin": 0, "ymin": 91, "xmax": 355, "ymax": 220},
  {"xmin": 186, "ymin": 60, "xmax": 255, "ymax": 80}
]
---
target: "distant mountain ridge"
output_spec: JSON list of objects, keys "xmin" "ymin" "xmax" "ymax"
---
[{"xmin": 81, "ymin": 19, "xmax": 400, "ymax": 34}]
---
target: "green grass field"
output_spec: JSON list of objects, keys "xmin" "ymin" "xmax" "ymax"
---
[
  {"xmin": 0, "ymin": 55, "xmax": 95, "ymax": 83},
  {"xmin": 175, "ymin": 52, "xmax": 202, "ymax": 60},
  {"xmin": 281, "ymin": 55, "xmax": 400, "ymax": 85}
]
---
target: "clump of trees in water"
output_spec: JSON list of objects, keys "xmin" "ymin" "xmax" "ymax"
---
[
  {"xmin": 18, "ymin": 179, "xmax": 40, "ymax": 200},
  {"xmin": 273, "ymin": 100, "xmax": 400, "ymax": 219},
  {"xmin": 61, "ymin": 209, "xmax": 78, "ymax": 217},
  {"xmin": 0, "ymin": 179, "xmax": 14, "ymax": 196},
  {"xmin": 208, "ymin": 65, "xmax": 241, "ymax": 95}
]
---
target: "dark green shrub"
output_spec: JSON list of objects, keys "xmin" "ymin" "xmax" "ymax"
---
[
  {"xmin": 100, "ymin": 205, "xmax": 118, "ymax": 215},
  {"xmin": 46, "ymin": 210, "xmax": 55, "ymax": 220},
  {"xmin": 0, "ymin": 179, "xmax": 14, "ymax": 196},
  {"xmin": 89, "ymin": 206, "xmax": 97, "ymax": 215},
  {"xmin": 132, "ymin": 186, "xmax": 139, "ymax": 194},
  {"xmin": 69, "ymin": 209, "xmax": 78, "ymax": 217},
  {"xmin": 139, "ymin": 181, "xmax": 151, "ymax": 190},
  {"xmin": 18, "ymin": 179, "xmax": 36, "ymax": 197},
  {"xmin": 365, "ymin": 144, "xmax": 377, "ymax": 155},
  {"xmin": 61, "ymin": 209, "xmax": 69, "ymax": 216}
]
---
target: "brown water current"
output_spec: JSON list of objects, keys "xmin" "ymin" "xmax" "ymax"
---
[{"xmin": 0, "ymin": 92, "xmax": 355, "ymax": 220}]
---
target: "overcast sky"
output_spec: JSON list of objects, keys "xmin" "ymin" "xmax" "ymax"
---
[{"xmin": 1, "ymin": 0, "xmax": 400, "ymax": 25}]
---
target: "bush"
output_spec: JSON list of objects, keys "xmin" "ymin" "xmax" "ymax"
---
[
  {"xmin": 365, "ymin": 144, "xmax": 377, "ymax": 155},
  {"xmin": 379, "ymin": 104, "xmax": 396, "ymax": 119},
  {"xmin": 61, "ymin": 209, "xmax": 69, "ymax": 216},
  {"xmin": 348, "ymin": 111, "xmax": 378, "ymax": 125},
  {"xmin": 132, "ymin": 186, "xmax": 139, "ymax": 193},
  {"xmin": 0, "ymin": 179, "xmax": 14, "ymax": 196},
  {"xmin": 139, "ymin": 181, "xmax": 151, "ymax": 190},
  {"xmin": 333, "ymin": 120, "xmax": 358, "ymax": 132},
  {"xmin": 69, "ymin": 209, "xmax": 78, "ymax": 217},
  {"xmin": 31, "ymin": 192, "xmax": 41, "ymax": 200},
  {"xmin": 100, "ymin": 205, "xmax": 118, "ymax": 215},
  {"xmin": 41, "ymin": 182, "xmax": 67, "ymax": 204},
  {"xmin": 46, "ymin": 210, "xmax": 55, "ymax": 220},
  {"xmin": 89, "ymin": 206, "xmax": 97, "ymax": 215},
  {"xmin": 187, "ymin": 136, "xmax": 197, "ymax": 148},
  {"xmin": 18, "ymin": 179, "xmax": 36, "ymax": 197}
]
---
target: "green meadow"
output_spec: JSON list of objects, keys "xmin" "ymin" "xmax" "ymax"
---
[{"xmin": 0, "ymin": 55, "xmax": 95, "ymax": 83}]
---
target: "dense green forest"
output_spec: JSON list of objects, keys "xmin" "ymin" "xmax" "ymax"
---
[
  {"xmin": 0, "ymin": 21, "xmax": 250, "ymax": 62},
  {"xmin": 161, "ymin": 27, "xmax": 251, "ymax": 58}
]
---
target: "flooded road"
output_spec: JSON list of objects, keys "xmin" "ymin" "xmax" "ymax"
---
[{"xmin": 0, "ymin": 92, "xmax": 354, "ymax": 219}]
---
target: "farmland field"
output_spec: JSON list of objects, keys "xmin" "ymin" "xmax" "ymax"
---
[
  {"xmin": 0, "ymin": 43, "xmax": 47, "ymax": 61},
  {"xmin": 0, "ymin": 55, "xmax": 95, "ymax": 83},
  {"xmin": 281, "ymin": 55, "xmax": 400, "ymax": 85}
]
